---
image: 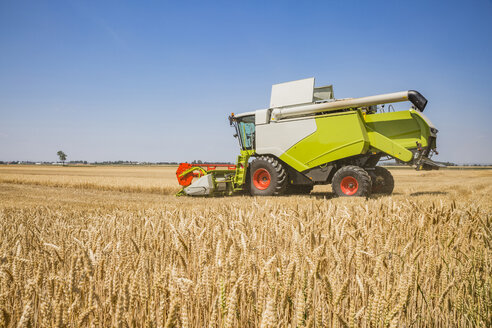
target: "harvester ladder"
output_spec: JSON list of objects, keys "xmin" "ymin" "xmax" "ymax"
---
[{"xmin": 233, "ymin": 150, "xmax": 253, "ymax": 190}]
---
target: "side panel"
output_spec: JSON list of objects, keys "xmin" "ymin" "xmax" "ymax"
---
[
  {"xmin": 364, "ymin": 109, "xmax": 431, "ymax": 149},
  {"xmin": 255, "ymin": 117, "xmax": 317, "ymax": 160},
  {"xmin": 280, "ymin": 111, "xmax": 369, "ymax": 171},
  {"xmin": 257, "ymin": 109, "xmax": 434, "ymax": 172},
  {"xmin": 365, "ymin": 129, "xmax": 414, "ymax": 162}
]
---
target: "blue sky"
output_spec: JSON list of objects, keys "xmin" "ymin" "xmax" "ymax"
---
[{"xmin": 1, "ymin": 0, "xmax": 491, "ymax": 164}]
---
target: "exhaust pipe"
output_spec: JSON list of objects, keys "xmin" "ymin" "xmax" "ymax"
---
[{"xmin": 271, "ymin": 90, "xmax": 427, "ymax": 121}]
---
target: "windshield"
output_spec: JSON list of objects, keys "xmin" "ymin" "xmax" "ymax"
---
[{"xmin": 237, "ymin": 115, "xmax": 255, "ymax": 150}]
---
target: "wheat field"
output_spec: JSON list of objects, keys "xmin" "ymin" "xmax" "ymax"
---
[{"xmin": 0, "ymin": 165, "xmax": 490, "ymax": 327}]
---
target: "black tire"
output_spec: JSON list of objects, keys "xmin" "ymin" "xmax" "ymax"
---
[
  {"xmin": 332, "ymin": 165, "xmax": 372, "ymax": 197},
  {"xmin": 249, "ymin": 156, "xmax": 288, "ymax": 196},
  {"xmin": 367, "ymin": 166, "xmax": 394, "ymax": 194},
  {"xmin": 286, "ymin": 184, "xmax": 313, "ymax": 195}
]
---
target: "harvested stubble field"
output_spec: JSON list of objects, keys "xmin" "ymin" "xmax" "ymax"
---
[{"xmin": 0, "ymin": 165, "xmax": 490, "ymax": 327}]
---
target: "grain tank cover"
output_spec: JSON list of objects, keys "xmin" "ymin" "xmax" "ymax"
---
[
  {"xmin": 270, "ymin": 77, "xmax": 334, "ymax": 108},
  {"xmin": 270, "ymin": 78, "xmax": 315, "ymax": 108}
]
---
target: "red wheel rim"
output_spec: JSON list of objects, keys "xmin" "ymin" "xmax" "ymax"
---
[
  {"xmin": 253, "ymin": 168, "xmax": 271, "ymax": 190},
  {"xmin": 340, "ymin": 176, "xmax": 358, "ymax": 195}
]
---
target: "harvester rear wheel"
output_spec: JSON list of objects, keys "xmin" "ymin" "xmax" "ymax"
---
[
  {"xmin": 368, "ymin": 166, "xmax": 394, "ymax": 194},
  {"xmin": 249, "ymin": 156, "xmax": 288, "ymax": 196},
  {"xmin": 332, "ymin": 166, "xmax": 372, "ymax": 197}
]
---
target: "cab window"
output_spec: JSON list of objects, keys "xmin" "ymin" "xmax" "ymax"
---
[{"xmin": 238, "ymin": 116, "xmax": 255, "ymax": 149}]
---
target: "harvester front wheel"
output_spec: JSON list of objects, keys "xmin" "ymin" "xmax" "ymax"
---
[
  {"xmin": 249, "ymin": 156, "xmax": 288, "ymax": 196},
  {"xmin": 368, "ymin": 166, "xmax": 394, "ymax": 194},
  {"xmin": 332, "ymin": 166, "xmax": 372, "ymax": 197}
]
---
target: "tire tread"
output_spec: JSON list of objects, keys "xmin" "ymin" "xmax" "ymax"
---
[
  {"xmin": 332, "ymin": 165, "xmax": 372, "ymax": 197},
  {"xmin": 250, "ymin": 156, "xmax": 288, "ymax": 196},
  {"xmin": 368, "ymin": 166, "xmax": 394, "ymax": 194}
]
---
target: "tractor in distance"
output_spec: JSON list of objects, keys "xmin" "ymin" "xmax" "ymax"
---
[{"xmin": 176, "ymin": 77, "xmax": 442, "ymax": 197}]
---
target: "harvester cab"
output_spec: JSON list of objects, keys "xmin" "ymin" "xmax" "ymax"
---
[
  {"xmin": 230, "ymin": 114, "xmax": 255, "ymax": 151},
  {"xmin": 176, "ymin": 77, "xmax": 442, "ymax": 197}
]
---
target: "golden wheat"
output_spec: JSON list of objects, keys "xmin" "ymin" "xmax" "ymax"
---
[{"xmin": 0, "ymin": 166, "xmax": 490, "ymax": 327}]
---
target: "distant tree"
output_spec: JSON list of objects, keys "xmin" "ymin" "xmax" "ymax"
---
[{"xmin": 57, "ymin": 150, "xmax": 67, "ymax": 165}]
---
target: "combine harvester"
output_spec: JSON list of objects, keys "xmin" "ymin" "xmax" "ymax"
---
[{"xmin": 176, "ymin": 78, "xmax": 441, "ymax": 197}]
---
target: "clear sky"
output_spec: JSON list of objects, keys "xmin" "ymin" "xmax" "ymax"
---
[{"xmin": 1, "ymin": 0, "xmax": 491, "ymax": 164}]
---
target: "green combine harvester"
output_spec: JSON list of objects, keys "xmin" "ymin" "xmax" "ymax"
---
[{"xmin": 176, "ymin": 77, "xmax": 442, "ymax": 197}]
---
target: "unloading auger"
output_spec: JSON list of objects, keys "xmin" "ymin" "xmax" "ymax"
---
[{"xmin": 176, "ymin": 77, "xmax": 442, "ymax": 197}]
